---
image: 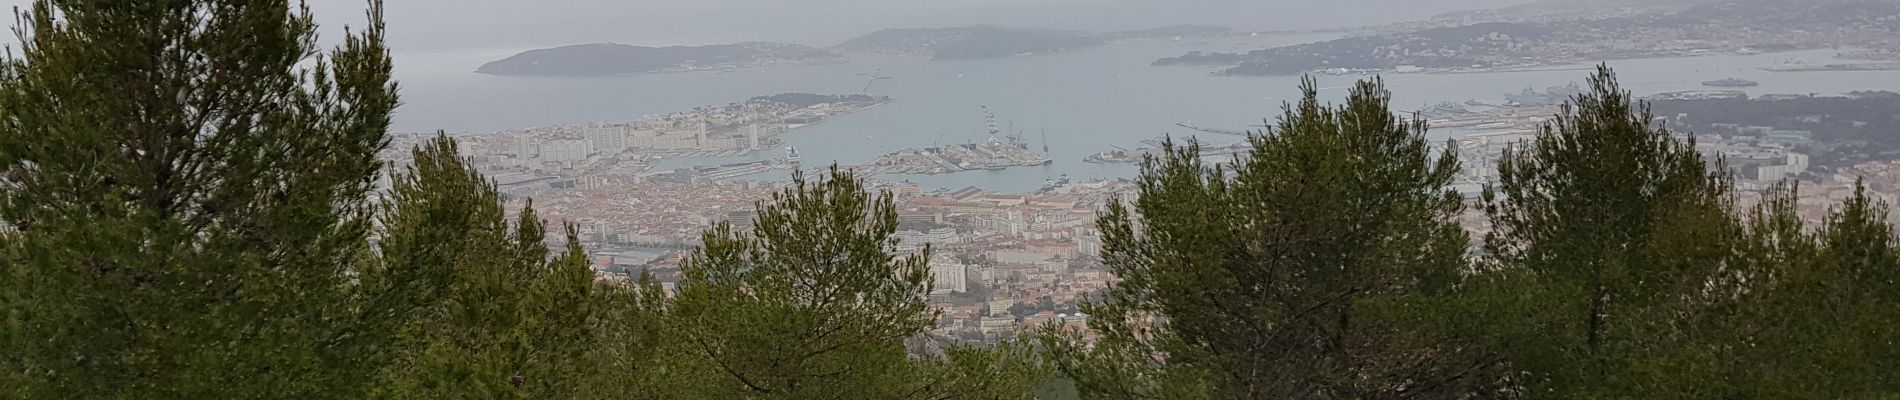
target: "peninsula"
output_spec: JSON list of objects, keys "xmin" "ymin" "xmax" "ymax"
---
[{"xmin": 1158, "ymin": 0, "xmax": 1900, "ymax": 76}]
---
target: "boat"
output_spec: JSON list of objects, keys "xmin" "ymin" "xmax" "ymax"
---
[
  {"xmin": 1419, "ymin": 102, "xmax": 1470, "ymax": 117},
  {"xmin": 1701, "ymin": 78, "xmax": 1759, "ymax": 87},
  {"xmin": 1504, "ymin": 87, "xmax": 1560, "ymax": 107},
  {"xmin": 1546, "ymin": 83, "xmax": 1583, "ymax": 98}
]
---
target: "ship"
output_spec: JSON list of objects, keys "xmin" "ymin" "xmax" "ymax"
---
[
  {"xmin": 1086, "ymin": 147, "xmax": 1152, "ymax": 164},
  {"xmin": 1040, "ymin": 174, "xmax": 1072, "ymax": 192},
  {"xmin": 1504, "ymin": 87, "xmax": 1559, "ymax": 107},
  {"xmin": 1503, "ymin": 83, "xmax": 1583, "ymax": 107},
  {"xmin": 1701, "ymin": 78, "xmax": 1759, "ymax": 87},
  {"xmin": 1418, "ymin": 101, "xmax": 1470, "ymax": 117}
]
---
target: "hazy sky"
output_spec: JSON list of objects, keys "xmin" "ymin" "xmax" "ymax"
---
[{"xmin": 1, "ymin": 0, "xmax": 1532, "ymax": 54}]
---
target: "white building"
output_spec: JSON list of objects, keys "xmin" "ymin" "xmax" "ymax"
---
[
  {"xmin": 930, "ymin": 254, "xmax": 968, "ymax": 294},
  {"xmin": 541, "ymin": 139, "xmax": 590, "ymax": 162},
  {"xmin": 896, "ymin": 228, "xmax": 960, "ymax": 251},
  {"xmin": 1075, "ymin": 235, "xmax": 1103, "ymax": 259},
  {"xmin": 585, "ymin": 125, "xmax": 630, "ymax": 156},
  {"xmin": 513, "ymin": 137, "xmax": 536, "ymax": 159}
]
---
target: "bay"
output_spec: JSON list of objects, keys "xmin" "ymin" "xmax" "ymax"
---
[{"xmin": 392, "ymin": 38, "xmax": 1900, "ymax": 193}]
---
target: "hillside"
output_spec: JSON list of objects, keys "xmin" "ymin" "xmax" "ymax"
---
[
  {"xmin": 1161, "ymin": 0, "xmax": 1900, "ymax": 76},
  {"xmin": 835, "ymin": 25, "xmax": 1231, "ymax": 60},
  {"xmin": 836, "ymin": 25, "xmax": 1107, "ymax": 60},
  {"xmin": 476, "ymin": 42, "xmax": 846, "ymax": 76}
]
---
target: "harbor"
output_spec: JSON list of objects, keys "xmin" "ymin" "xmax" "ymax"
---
[
  {"xmin": 828, "ymin": 108, "xmax": 1053, "ymax": 175},
  {"xmin": 1085, "ymin": 139, "xmax": 1251, "ymax": 164},
  {"xmin": 394, "ymin": 44, "xmax": 1900, "ymax": 192},
  {"xmin": 684, "ymin": 158, "xmax": 803, "ymax": 181}
]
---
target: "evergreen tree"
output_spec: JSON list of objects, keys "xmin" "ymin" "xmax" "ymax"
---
[
  {"xmin": 1477, "ymin": 65, "xmax": 1740, "ymax": 396},
  {"xmin": 902, "ymin": 337, "xmax": 1054, "ymax": 400},
  {"xmin": 670, "ymin": 167, "xmax": 937, "ymax": 398},
  {"xmin": 372, "ymin": 134, "xmax": 603, "ymax": 399},
  {"xmin": 578, "ymin": 271, "xmax": 673, "ymax": 399},
  {"xmin": 519, "ymin": 230, "xmax": 605, "ymax": 398},
  {"xmin": 671, "ymin": 166, "xmax": 1046, "ymax": 399},
  {"xmin": 0, "ymin": 1, "xmax": 398, "ymax": 398},
  {"xmin": 1047, "ymin": 78, "xmax": 1497, "ymax": 399},
  {"xmin": 1723, "ymin": 182, "xmax": 1900, "ymax": 396}
]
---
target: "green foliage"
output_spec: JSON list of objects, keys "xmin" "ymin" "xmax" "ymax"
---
[
  {"xmin": 907, "ymin": 337, "xmax": 1056, "ymax": 400},
  {"xmin": 671, "ymin": 167, "xmax": 934, "ymax": 397},
  {"xmin": 670, "ymin": 166, "xmax": 1047, "ymax": 399},
  {"xmin": 371, "ymin": 135, "xmax": 613, "ymax": 399},
  {"xmin": 0, "ymin": 1, "xmax": 398, "ymax": 398},
  {"xmin": 1708, "ymin": 182, "xmax": 1900, "ymax": 397},
  {"xmin": 6, "ymin": 1, "xmax": 1899, "ymax": 397},
  {"xmin": 1476, "ymin": 65, "xmax": 1900, "ymax": 398},
  {"xmin": 1047, "ymin": 77, "xmax": 1497, "ymax": 399},
  {"xmin": 578, "ymin": 271, "xmax": 673, "ymax": 399},
  {"xmin": 1478, "ymin": 65, "xmax": 1744, "ymax": 397}
]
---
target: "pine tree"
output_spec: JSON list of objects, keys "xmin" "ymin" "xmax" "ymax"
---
[
  {"xmin": 1477, "ymin": 65, "xmax": 1739, "ymax": 396},
  {"xmin": 577, "ymin": 271, "xmax": 673, "ymax": 399},
  {"xmin": 670, "ymin": 167, "xmax": 939, "ymax": 397},
  {"xmin": 1729, "ymin": 182, "xmax": 1900, "ymax": 396},
  {"xmin": 670, "ymin": 166, "xmax": 1048, "ymax": 399},
  {"xmin": 0, "ymin": 1, "xmax": 398, "ymax": 398},
  {"xmin": 1047, "ymin": 78, "xmax": 1497, "ymax": 399},
  {"xmin": 902, "ymin": 337, "xmax": 1054, "ymax": 400},
  {"xmin": 372, "ymin": 134, "xmax": 604, "ymax": 399}
]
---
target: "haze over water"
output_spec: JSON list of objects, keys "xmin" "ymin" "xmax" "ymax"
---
[{"xmin": 393, "ymin": 37, "xmax": 1900, "ymax": 193}]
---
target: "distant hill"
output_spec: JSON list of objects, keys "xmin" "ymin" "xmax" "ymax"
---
[
  {"xmin": 1102, "ymin": 25, "xmax": 1236, "ymax": 40},
  {"xmin": 835, "ymin": 25, "xmax": 1232, "ymax": 60},
  {"xmin": 1160, "ymin": 0, "xmax": 1900, "ymax": 76},
  {"xmin": 476, "ymin": 42, "xmax": 846, "ymax": 76},
  {"xmin": 1155, "ymin": 22, "xmax": 1554, "ymax": 73},
  {"xmin": 836, "ymin": 25, "xmax": 1106, "ymax": 60}
]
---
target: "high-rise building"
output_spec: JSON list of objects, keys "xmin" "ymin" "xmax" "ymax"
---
[
  {"xmin": 929, "ymin": 254, "xmax": 968, "ymax": 294},
  {"xmin": 747, "ymin": 124, "xmax": 762, "ymax": 150},
  {"xmin": 541, "ymin": 139, "xmax": 589, "ymax": 162},
  {"xmin": 513, "ymin": 137, "xmax": 536, "ymax": 159},
  {"xmin": 585, "ymin": 125, "xmax": 629, "ymax": 156},
  {"xmin": 695, "ymin": 121, "xmax": 709, "ymax": 148}
]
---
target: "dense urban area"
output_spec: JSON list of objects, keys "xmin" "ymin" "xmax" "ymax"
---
[{"xmin": 6, "ymin": 0, "xmax": 1900, "ymax": 398}]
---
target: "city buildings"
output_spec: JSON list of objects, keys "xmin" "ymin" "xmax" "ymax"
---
[{"xmin": 929, "ymin": 254, "xmax": 968, "ymax": 294}]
